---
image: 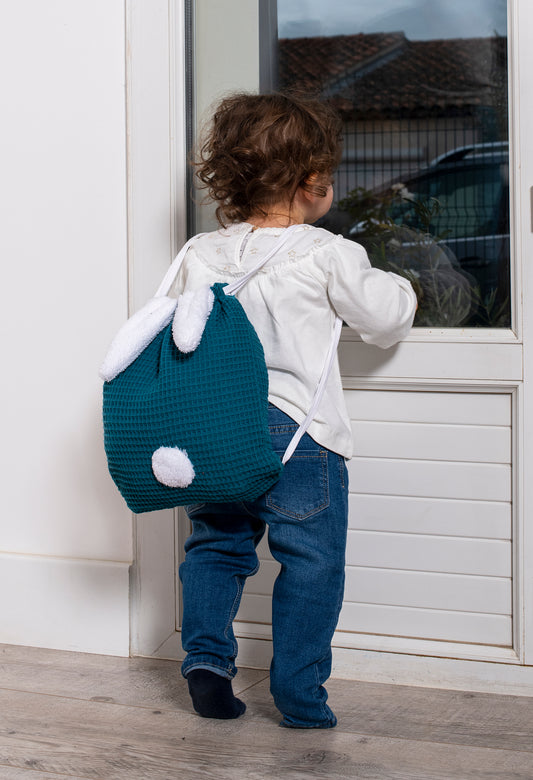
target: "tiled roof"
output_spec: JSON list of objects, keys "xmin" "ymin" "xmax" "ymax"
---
[{"xmin": 278, "ymin": 33, "xmax": 507, "ymax": 119}]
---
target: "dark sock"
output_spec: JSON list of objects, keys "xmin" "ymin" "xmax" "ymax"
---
[{"xmin": 186, "ymin": 669, "xmax": 246, "ymax": 719}]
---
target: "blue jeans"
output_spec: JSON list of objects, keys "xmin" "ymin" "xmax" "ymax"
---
[{"xmin": 179, "ymin": 405, "xmax": 349, "ymax": 728}]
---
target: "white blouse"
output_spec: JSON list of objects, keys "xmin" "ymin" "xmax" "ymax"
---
[{"xmin": 168, "ymin": 222, "xmax": 417, "ymax": 459}]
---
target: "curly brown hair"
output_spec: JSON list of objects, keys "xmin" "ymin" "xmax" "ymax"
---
[{"xmin": 195, "ymin": 92, "xmax": 343, "ymax": 226}]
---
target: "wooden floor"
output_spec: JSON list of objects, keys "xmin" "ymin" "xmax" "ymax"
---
[{"xmin": 1, "ymin": 644, "xmax": 533, "ymax": 779}]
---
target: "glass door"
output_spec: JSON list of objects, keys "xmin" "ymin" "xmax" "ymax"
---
[{"xmin": 182, "ymin": 0, "xmax": 531, "ymax": 669}]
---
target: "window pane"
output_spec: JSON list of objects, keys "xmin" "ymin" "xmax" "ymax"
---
[{"xmin": 277, "ymin": 0, "xmax": 510, "ymax": 328}]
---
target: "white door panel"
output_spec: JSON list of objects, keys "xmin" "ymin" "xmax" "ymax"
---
[
  {"xmin": 345, "ymin": 531, "xmax": 511, "ymax": 577},
  {"xmin": 343, "ymin": 567, "xmax": 511, "ymax": 614},
  {"xmin": 351, "ymin": 420, "xmax": 511, "ymax": 462},
  {"xmin": 348, "ymin": 495, "xmax": 511, "ymax": 539},
  {"xmin": 347, "ymin": 459, "xmax": 511, "ymax": 502},
  {"xmin": 236, "ymin": 594, "xmax": 273, "ymax": 625},
  {"xmin": 244, "ymin": 559, "xmax": 280, "ymax": 593},
  {"xmin": 345, "ymin": 389, "xmax": 511, "ymax": 426},
  {"xmin": 339, "ymin": 340, "xmax": 522, "ymax": 381},
  {"xmin": 337, "ymin": 603, "xmax": 512, "ymax": 646}
]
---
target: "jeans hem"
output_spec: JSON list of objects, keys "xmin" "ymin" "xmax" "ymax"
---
[
  {"xmin": 279, "ymin": 716, "xmax": 338, "ymax": 729},
  {"xmin": 181, "ymin": 660, "xmax": 235, "ymax": 680}
]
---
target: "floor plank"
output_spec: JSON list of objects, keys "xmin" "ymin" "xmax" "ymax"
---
[
  {"xmin": 243, "ymin": 678, "xmax": 533, "ymax": 753},
  {"xmin": 0, "ymin": 769, "xmax": 89, "ymax": 780},
  {"xmin": 0, "ymin": 643, "xmax": 267, "ymax": 710},
  {"xmin": 2, "ymin": 687, "xmax": 533, "ymax": 780}
]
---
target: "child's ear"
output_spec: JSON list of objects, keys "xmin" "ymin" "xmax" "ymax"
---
[
  {"xmin": 302, "ymin": 172, "xmax": 329, "ymax": 198},
  {"xmin": 297, "ymin": 185, "xmax": 316, "ymax": 204},
  {"xmin": 293, "ymin": 184, "xmax": 320, "ymax": 216}
]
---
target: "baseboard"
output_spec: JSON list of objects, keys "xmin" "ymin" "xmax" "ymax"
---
[
  {"xmin": 331, "ymin": 646, "xmax": 533, "ymax": 697},
  {"xmin": 0, "ymin": 552, "xmax": 131, "ymax": 656},
  {"xmin": 143, "ymin": 627, "xmax": 533, "ymax": 697}
]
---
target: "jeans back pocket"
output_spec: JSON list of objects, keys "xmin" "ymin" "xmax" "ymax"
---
[{"xmin": 266, "ymin": 449, "xmax": 329, "ymax": 521}]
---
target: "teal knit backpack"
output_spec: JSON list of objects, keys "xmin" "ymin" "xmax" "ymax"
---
[{"xmin": 100, "ymin": 227, "xmax": 341, "ymax": 514}]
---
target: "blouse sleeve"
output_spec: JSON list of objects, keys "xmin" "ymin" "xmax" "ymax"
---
[{"xmin": 326, "ymin": 237, "xmax": 418, "ymax": 349}]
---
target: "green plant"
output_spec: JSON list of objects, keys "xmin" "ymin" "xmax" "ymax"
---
[{"xmin": 338, "ymin": 185, "xmax": 507, "ymax": 328}]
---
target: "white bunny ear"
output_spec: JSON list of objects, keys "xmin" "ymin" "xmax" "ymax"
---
[
  {"xmin": 172, "ymin": 285, "xmax": 215, "ymax": 353},
  {"xmin": 100, "ymin": 296, "xmax": 178, "ymax": 382}
]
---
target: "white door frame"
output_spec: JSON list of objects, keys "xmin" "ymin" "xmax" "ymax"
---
[
  {"xmin": 125, "ymin": 0, "xmax": 188, "ymax": 658},
  {"xmin": 127, "ymin": 0, "xmax": 533, "ymax": 694},
  {"xmin": 515, "ymin": 0, "xmax": 533, "ymax": 671}
]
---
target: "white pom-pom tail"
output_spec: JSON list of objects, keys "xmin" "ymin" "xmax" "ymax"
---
[{"xmin": 152, "ymin": 446, "xmax": 195, "ymax": 488}]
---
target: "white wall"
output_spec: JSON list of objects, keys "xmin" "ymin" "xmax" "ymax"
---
[{"xmin": 0, "ymin": 1, "xmax": 132, "ymax": 654}]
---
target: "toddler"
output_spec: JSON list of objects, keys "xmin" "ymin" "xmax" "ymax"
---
[{"xmin": 169, "ymin": 92, "xmax": 417, "ymax": 728}]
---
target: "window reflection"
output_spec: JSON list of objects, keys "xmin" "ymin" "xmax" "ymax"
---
[{"xmin": 276, "ymin": 2, "xmax": 510, "ymax": 328}]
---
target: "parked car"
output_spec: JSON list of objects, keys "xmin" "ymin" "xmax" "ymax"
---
[{"xmin": 348, "ymin": 142, "xmax": 510, "ymax": 309}]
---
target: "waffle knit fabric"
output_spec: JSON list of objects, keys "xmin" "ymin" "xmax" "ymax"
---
[{"xmin": 103, "ymin": 283, "xmax": 283, "ymax": 513}]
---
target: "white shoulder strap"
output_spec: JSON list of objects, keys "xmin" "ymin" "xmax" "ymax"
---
[
  {"xmin": 282, "ymin": 315, "xmax": 343, "ymax": 464},
  {"xmin": 155, "ymin": 233, "xmax": 207, "ymax": 298}
]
